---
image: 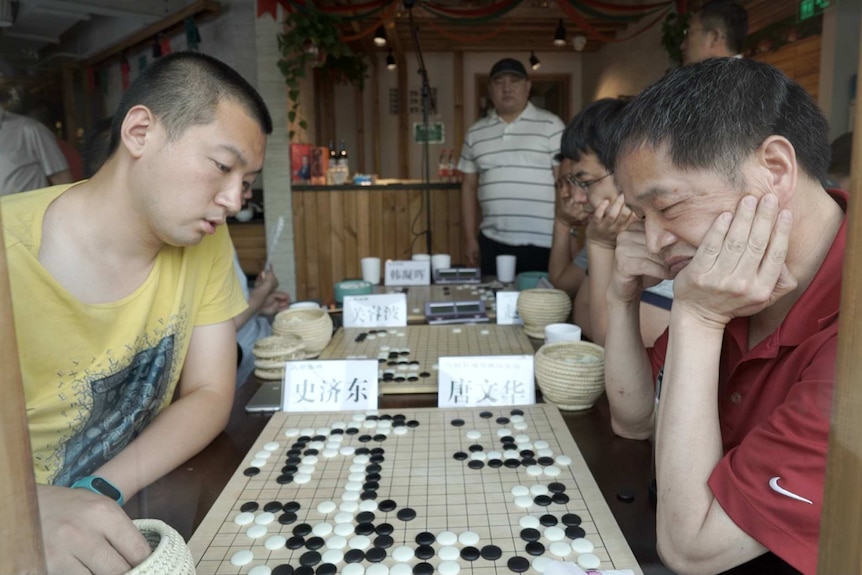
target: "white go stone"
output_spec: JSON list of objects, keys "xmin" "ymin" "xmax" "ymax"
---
[
  {"xmin": 345, "ymin": 481, "xmax": 363, "ymax": 492},
  {"xmin": 458, "ymin": 531, "xmax": 480, "ymax": 546},
  {"xmin": 254, "ymin": 512, "xmax": 275, "ymax": 525},
  {"xmin": 334, "ymin": 523, "xmax": 355, "ymax": 537},
  {"xmin": 317, "ymin": 501, "xmax": 337, "ymax": 514},
  {"xmin": 465, "ymin": 430, "xmax": 482, "ymax": 440},
  {"xmin": 470, "ymin": 451, "xmax": 486, "ymax": 461},
  {"xmin": 353, "ymin": 454, "xmax": 370, "ymax": 464},
  {"xmin": 555, "ymin": 455, "xmax": 573, "ymax": 466},
  {"xmin": 326, "ymin": 535, "xmax": 348, "ymax": 549},
  {"xmin": 487, "ymin": 450, "xmax": 502, "ymax": 460},
  {"xmin": 249, "ymin": 566, "xmax": 271, "ymax": 575},
  {"xmin": 312, "ymin": 522, "xmax": 333, "ymax": 537},
  {"xmin": 438, "ymin": 561, "xmax": 460, "ymax": 575},
  {"xmin": 263, "ymin": 441, "xmax": 280, "ymax": 451},
  {"xmin": 543, "ymin": 526, "xmax": 565, "ymax": 541},
  {"xmin": 366, "ymin": 564, "xmax": 389, "ymax": 575},
  {"xmin": 519, "ymin": 515, "xmax": 541, "ymax": 529},
  {"xmin": 514, "ymin": 495, "xmax": 534, "ymax": 508},
  {"xmin": 250, "ymin": 458, "xmax": 267, "ymax": 467},
  {"xmin": 571, "ymin": 538, "xmax": 595, "ymax": 554},
  {"xmin": 349, "ymin": 463, "xmax": 366, "ymax": 473},
  {"xmin": 316, "ymin": 428, "xmax": 331, "ymax": 436},
  {"xmin": 390, "ymin": 565, "xmax": 411, "ymax": 575},
  {"xmin": 537, "ymin": 448, "xmax": 555, "ymax": 458},
  {"xmin": 359, "ymin": 499, "xmax": 378, "ymax": 512},
  {"xmin": 394, "ymin": 426, "xmax": 408, "ymax": 435},
  {"xmin": 246, "ymin": 524, "xmax": 268, "ymax": 539},
  {"xmin": 302, "ymin": 455, "xmax": 319, "ymax": 465},
  {"xmin": 309, "ymin": 441, "xmax": 325, "ymax": 450},
  {"xmin": 514, "ymin": 434, "xmax": 530, "ymax": 443},
  {"xmin": 550, "ymin": 541, "xmax": 573, "ymax": 557},
  {"xmin": 332, "ymin": 421, "xmax": 347, "ymax": 429},
  {"xmin": 349, "ymin": 535, "xmax": 371, "ymax": 550},
  {"xmin": 362, "ymin": 420, "xmax": 378, "ymax": 429},
  {"xmin": 577, "ymin": 553, "xmax": 601, "ymax": 570},
  {"xmin": 340, "ymin": 446, "xmax": 356, "ymax": 456},
  {"xmin": 511, "ymin": 485, "xmax": 530, "ymax": 497},
  {"xmin": 340, "ymin": 501, "xmax": 359, "ymax": 513},
  {"xmin": 452, "ymin": 328, "xmax": 462, "ymax": 333},
  {"xmin": 480, "ymin": 329, "xmax": 490, "ymax": 335},
  {"xmin": 510, "ymin": 415, "xmax": 525, "ymax": 423},
  {"xmin": 264, "ymin": 535, "xmax": 286, "ymax": 550},
  {"xmin": 532, "ymin": 556, "xmax": 552, "ymax": 573},
  {"xmin": 514, "ymin": 422, "xmax": 528, "ymax": 430},
  {"xmin": 343, "ymin": 563, "xmax": 365, "ymax": 575},
  {"xmin": 436, "ymin": 531, "xmax": 458, "ymax": 546},
  {"xmin": 342, "ymin": 491, "xmax": 360, "ymax": 501},
  {"xmin": 284, "ymin": 428, "xmax": 300, "ymax": 437},
  {"xmin": 543, "ymin": 466, "xmax": 561, "ymax": 478},
  {"xmin": 297, "ymin": 465, "xmax": 315, "ymax": 475},
  {"xmin": 526, "ymin": 465, "xmax": 543, "ymax": 476},
  {"xmin": 534, "ymin": 440, "xmax": 550, "ymax": 449},
  {"xmin": 322, "ymin": 549, "xmax": 344, "ymax": 564},
  {"xmin": 503, "ymin": 450, "xmax": 520, "ymax": 460},
  {"xmin": 391, "ymin": 546, "xmax": 414, "ymax": 562},
  {"xmin": 497, "ymin": 428, "xmax": 512, "ymax": 437},
  {"xmin": 230, "ymin": 550, "xmax": 254, "ymax": 567},
  {"xmin": 322, "ymin": 448, "xmax": 339, "ymax": 458},
  {"xmin": 233, "ymin": 512, "xmax": 255, "ymax": 526},
  {"xmin": 334, "ymin": 512, "xmax": 355, "ymax": 524},
  {"xmin": 300, "ymin": 428, "xmax": 315, "ymax": 436},
  {"xmin": 438, "ymin": 546, "xmax": 460, "ymax": 561},
  {"xmin": 530, "ymin": 484, "xmax": 549, "ymax": 496},
  {"xmin": 353, "ymin": 414, "xmax": 366, "ymax": 422}
]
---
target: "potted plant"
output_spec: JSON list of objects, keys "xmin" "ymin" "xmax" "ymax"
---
[{"xmin": 277, "ymin": 2, "xmax": 368, "ymax": 139}]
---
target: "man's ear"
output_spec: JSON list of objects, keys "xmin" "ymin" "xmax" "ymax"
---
[
  {"xmin": 120, "ymin": 105, "xmax": 156, "ymax": 159},
  {"xmin": 757, "ymin": 135, "xmax": 798, "ymax": 205}
]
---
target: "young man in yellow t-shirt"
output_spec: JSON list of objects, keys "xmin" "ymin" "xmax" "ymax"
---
[{"xmin": 1, "ymin": 51, "xmax": 271, "ymax": 574}]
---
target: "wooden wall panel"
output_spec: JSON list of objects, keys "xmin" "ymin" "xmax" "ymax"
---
[
  {"xmin": 292, "ymin": 186, "xmax": 464, "ymax": 302},
  {"xmin": 752, "ymin": 35, "xmax": 822, "ymax": 101}
]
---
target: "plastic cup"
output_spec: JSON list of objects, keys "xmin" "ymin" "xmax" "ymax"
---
[
  {"xmin": 431, "ymin": 253, "xmax": 452, "ymax": 272},
  {"xmin": 544, "ymin": 323, "xmax": 583, "ymax": 343},
  {"xmin": 361, "ymin": 257, "xmax": 381, "ymax": 285},
  {"xmin": 496, "ymin": 254, "xmax": 517, "ymax": 283},
  {"xmin": 412, "ymin": 253, "xmax": 431, "ymax": 262}
]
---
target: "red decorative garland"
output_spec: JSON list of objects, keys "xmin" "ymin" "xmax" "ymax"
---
[{"xmin": 556, "ymin": 0, "xmax": 671, "ymax": 43}]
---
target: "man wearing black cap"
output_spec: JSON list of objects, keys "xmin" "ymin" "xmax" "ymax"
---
[{"xmin": 457, "ymin": 58, "xmax": 564, "ymax": 276}]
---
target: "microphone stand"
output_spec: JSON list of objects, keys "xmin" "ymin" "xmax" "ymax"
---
[{"xmin": 406, "ymin": 3, "xmax": 433, "ymax": 255}]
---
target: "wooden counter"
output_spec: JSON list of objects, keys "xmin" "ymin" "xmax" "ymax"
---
[{"xmin": 291, "ymin": 182, "xmax": 463, "ymax": 302}]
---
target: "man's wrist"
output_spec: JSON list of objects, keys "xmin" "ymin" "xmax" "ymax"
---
[{"xmin": 71, "ymin": 475, "xmax": 125, "ymax": 505}]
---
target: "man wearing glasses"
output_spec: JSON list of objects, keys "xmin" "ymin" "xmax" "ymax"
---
[
  {"xmin": 682, "ymin": 0, "xmax": 748, "ymax": 65},
  {"xmin": 458, "ymin": 58, "xmax": 564, "ymax": 277}
]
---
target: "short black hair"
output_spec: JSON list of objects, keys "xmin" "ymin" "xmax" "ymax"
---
[
  {"xmin": 560, "ymin": 98, "xmax": 629, "ymax": 169},
  {"xmin": 829, "ymin": 132, "xmax": 853, "ymax": 179},
  {"xmin": 612, "ymin": 58, "xmax": 830, "ymax": 185},
  {"xmin": 698, "ymin": 0, "xmax": 749, "ymax": 55},
  {"xmin": 107, "ymin": 51, "xmax": 272, "ymax": 157}
]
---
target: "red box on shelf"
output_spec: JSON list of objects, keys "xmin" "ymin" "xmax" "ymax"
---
[
  {"xmin": 290, "ymin": 143, "xmax": 313, "ymax": 183},
  {"xmin": 310, "ymin": 146, "xmax": 329, "ymax": 185}
]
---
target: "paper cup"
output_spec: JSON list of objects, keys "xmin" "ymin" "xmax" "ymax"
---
[
  {"xmin": 361, "ymin": 257, "xmax": 381, "ymax": 285},
  {"xmin": 412, "ymin": 253, "xmax": 431, "ymax": 262},
  {"xmin": 544, "ymin": 323, "xmax": 582, "ymax": 343},
  {"xmin": 431, "ymin": 253, "xmax": 451, "ymax": 272},
  {"xmin": 496, "ymin": 254, "xmax": 517, "ymax": 283}
]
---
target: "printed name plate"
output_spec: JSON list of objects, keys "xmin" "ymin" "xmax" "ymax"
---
[
  {"xmin": 282, "ymin": 360, "xmax": 379, "ymax": 412},
  {"xmin": 384, "ymin": 260, "xmax": 431, "ymax": 286},
  {"xmin": 495, "ymin": 291, "xmax": 523, "ymax": 325},
  {"xmin": 343, "ymin": 293, "xmax": 408, "ymax": 328},
  {"xmin": 437, "ymin": 355, "xmax": 535, "ymax": 408}
]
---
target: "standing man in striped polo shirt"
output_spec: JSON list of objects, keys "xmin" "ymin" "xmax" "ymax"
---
[{"xmin": 458, "ymin": 58, "xmax": 565, "ymax": 276}]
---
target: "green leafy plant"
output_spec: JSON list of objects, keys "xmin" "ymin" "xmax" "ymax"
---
[
  {"xmin": 277, "ymin": 3, "xmax": 368, "ymax": 139},
  {"xmin": 661, "ymin": 10, "xmax": 689, "ymax": 68}
]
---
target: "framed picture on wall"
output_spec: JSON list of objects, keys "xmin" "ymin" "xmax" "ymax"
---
[{"xmin": 475, "ymin": 74, "xmax": 571, "ymax": 122}]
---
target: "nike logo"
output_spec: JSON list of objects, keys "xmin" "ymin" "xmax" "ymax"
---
[{"xmin": 769, "ymin": 476, "xmax": 813, "ymax": 504}]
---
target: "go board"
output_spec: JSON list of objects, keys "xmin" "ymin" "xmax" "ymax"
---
[
  {"xmin": 188, "ymin": 404, "xmax": 643, "ymax": 575},
  {"xmin": 377, "ymin": 285, "xmax": 501, "ymax": 324},
  {"xmin": 318, "ymin": 325, "xmax": 535, "ymax": 395}
]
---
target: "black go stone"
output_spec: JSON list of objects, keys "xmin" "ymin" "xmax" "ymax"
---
[
  {"xmin": 520, "ymin": 450, "xmax": 535, "ymax": 458},
  {"xmin": 287, "ymin": 449, "xmax": 303, "ymax": 457},
  {"xmin": 561, "ymin": 513, "xmax": 582, "ymax": 526},
  {"xmin": 355, "ymin": 447, "xmax": 371, "ymax": 456},
  {"xmin": 566, "ymin": 525, "xmax": 586, "ymax": 539},
  {"xmin": 376, "ymin": 523, "xmax": 394, "ymax": 535},
  {"xmin": 330, "ymin": 428, "xmax": 345, "ymax": 434},
  {"xmin": 539, "ymin": 514, "xmax": 558, "ymax": 526},
  {"xmin": 373, "ymin": 434, "xmax": 387, "ymax": 442},
  {"xmin": 481, "ymin": 545, "xmax": 503, "ymax": 561},
  {"xmin": 357, "ymin": 511, "xmax": 376, "ymax": 523},
  {"xmin": 520, "ymin": 528, "xmax": 541, "ymax": 542},
  {"xmin": 413, "ymin": 562, "xmax": 434, "ymax": 575},
  {"xmin": 312, "ymin": 434, "xmax": 327, "ymax": 441},
  {"xmin": 371, "ymin": 447, "xmax": 385, "ymax": 455},
  {"xmin": 538, "ymin": 457, "xmax": 555, "ymax": 466},
  {"xmin": 396, "ymin": 507, "xmax": 416, "ymax": 521},
  {"xmin": 363, "ymin": 481, "xmax": 380, "ymax": 491},
  {"xmin": 366, "ymin": 415, "xmax": 380, "ymax": 421},
  {"xmin": 358, "ymin": 435, "xmax": 373, "ymax": 443},
  {"xmin": 453, "ymin": 452, "xmax": 469, "ymax": 461},
  {"xmin": 366, "ymin": 547, "xmax": 387, "ymax": 563},
  {"xmin": 366, "ymin": 473, "xmax": 382, "ymax": 482},
  {"xmin": 286, "ymin": 536, "xmax": 305, "ymax": 549},
  {"xmin": 263, "ymin": 501, "xmax": 283, "ymax": 513},
  {"xmin": 240, "ymin": 501, "xmax": 259, "ymax": 513},
  {"xmin": 304, "ymin": 449, "xmax": 319, "ymax": 456},
  {"xmin": 415, "ymin": 532, "xmax": 436, "ymax": 546},
  {"xmin": 299, "ymin": 551, "xmax": 321, "ymax": 567},
  {"xmin": 415, "ymin": 545, "xmax": 435, "ymax": 560},
  {"xmin": 534, "ymin": 495, "xmax": 552, "ymax": 507},
  {"xmin": 243, "ymin": 467, "xmax": 260, "ymax": 477},
  {"xmin": 360, "ymin": 491, "xmax": 378, "ymax": 501},
  {"xmin": 344, "ymin": 549, "xmax": 365, "ymax": 563},
  {"xmin": 521, "ymin": 457, "xmax": 537, "ymax": 467},
  {"xmin": 617, "ymin": 489, "xmax": 636, "ymax": 503},
  {"xmin": 277, "ymin": 474, "xmax": 294, "ymax": 485},
  {"xmin": 552, "ymin": 493, "xmax": 570, "ymax": 505},
  {"xmin": 407, "ymin": 420, "xmax": 420, "ymax": 428},
  {"xmin": 278, "ymin": 512, "xmax": 298, "ymax": 525},
  {"xmin": 507, "ymin": 556, "xmax": 530, "ymax": 573},
  {"xmin": 504, "ymin": 459, "xmax": 521, "ymax": 469},
  {"xmin": 305, "ymin": 536, "xmax": 325, "ymax": 550},
  {"xmin": 293, "ymin": 523, "xmax": 313, "ymax": 537},
  {"xmin": 378, "ymin": 499, "xmax": 397, "ymax": 512},
  {"xmin": 525, "ymin": 541, "xmax": 545, "ymax": 556},
  {"xmin": 488, "ymin": 459, "xmax": 503, "ymax": 468},
  {"xmin": 295, "ymin": 567, "xmax": 313, "ymax": 575},
  {"xmin": 419, "ymin": 372, "xmax": 431, "ymax": 378},
  {"xmin": 511, "ymin": 409, "xmax": 525, "ymax": 416},
  {"xmin": 451, "ymin": 418, "xmax": 466, "ymax": 427},
  {"xmin": 548, "ymin": 482, "xmax": 567, "ymax": 493},
  {"xmin": 297, "ymin": 436, "xmax": 312, "ymax": 442},
  {"xmin": 379, "ymin": 414, "xmax": 392, "ymax": 420},
  {"xmin": 468, "ymin": 444, "xmax": 484, "ymax": 452},
  {"xmin": 316, "ymin": 564, "xmax": 337, "ymax": 575},
  {"xmin": 272, "ymin": 565, "xmax": 294, "ymax": 575},
  {"xmin": 496, "ymin": 417, "xmax": 510, "ymax": 424},
  {"xmin": 461, "ymin": 546, "xmax": 481, "ymax": 561},
  {"xmin": 355, "ymin": 523, "xmax": 375, "ymax": 536},
  {"xmin": 479, "ymin": 411, "xmax": 494, "ymax": 419},
  {"xmin": 346, "ymin": 428, "xmax": 359, "ymax": 435},
  {"xmin": 282, "ymin": 464, "xmax": 298, "ymax": 473},
  {"xmin": 468, "ymin": 460, "xmax": 485, "ymax": 470},
  {"xmin": 366, "ymin": 463, "xmax": 382, "ymax": 473},
  {"xmin": 284, "ymin": 501, "xmax": 301, "ymax": 513},
  {"xmin": 373, "ymin": 534, "xmax": 394, "ymax": 549}
]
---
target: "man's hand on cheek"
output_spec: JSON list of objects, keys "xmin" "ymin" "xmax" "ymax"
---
[{"xmin": 610, "ymin": 221, "xmax": 671, "ymax": 304}]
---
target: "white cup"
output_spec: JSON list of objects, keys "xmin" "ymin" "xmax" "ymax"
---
[
  {"xmin": 496, "ymin": 254, "xmax": 517, "ymax": 283},
  {"xmin": 361, "ymin": 257, "xmax": 381, "ymax": 285},
  {"xmin": 544, "ymin": 323, "xmax": 582, "ymax": 343},
  {"xmin": 289, "ymin": 301, "xmax": 321, "ymax": 310},
  {"xmin": 431, "ymin": 253, "xmax": 451, "ymax": 272},
  {"xmin": 412, "ymin": 253, "xmax": 431, "ymax": 262}
]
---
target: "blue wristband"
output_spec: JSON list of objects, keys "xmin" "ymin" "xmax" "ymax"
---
[{"xmin": 70, "ymin": 475, "xmax": 125, "ymax": 506}]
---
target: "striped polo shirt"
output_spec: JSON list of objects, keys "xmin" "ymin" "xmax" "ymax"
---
[{"xmin": 458, "ymin": 102, "xmax": 564, "ymax": 248}]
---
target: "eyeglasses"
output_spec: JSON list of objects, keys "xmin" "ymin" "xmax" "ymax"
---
[{"xmin": 564, "ymin": 172, "xmax": 612, "ymax": 190}]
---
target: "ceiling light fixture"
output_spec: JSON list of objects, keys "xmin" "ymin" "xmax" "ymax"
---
[
  {"xmin": 386, "ymin": 49, "xmax": 397, "ymax": 71},
  {"xmin": 373, "ymin": 25, "xmax": 387, "ymax": 47},
  {"xmin": 529, "ymin": 51, "xmax": 541, "ymax": 71},
  {"xmin": 573, "ymin": 35, "xmax": 587, "ymax": 52},
  {"xmin": 553, "ymin": 19, "xmax": 566, "ymax": 47}
]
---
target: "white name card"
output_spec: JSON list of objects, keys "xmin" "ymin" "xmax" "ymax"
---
[
  {"xmin": 343, "ymin": 293, "xmax": 408, "ymax": 328},
  {"xmin": 495, "ymin": 291, "xmax": 523, "ymax": 325},
  {"xmin": 384, "ymin": 260, "xmax": 431, "ymax": 286},
  {"xmin": 282, "ymin": 360, "xmax": 379, "ymax": 412},
  {"xmin": 437, "ymin": 355, "xmax": 535, "ymax": 407}
]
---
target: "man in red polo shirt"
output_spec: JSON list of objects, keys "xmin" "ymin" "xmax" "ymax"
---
[{"xmin": 604, "ymin": 58, "xmax": 842, "ymax": 575}]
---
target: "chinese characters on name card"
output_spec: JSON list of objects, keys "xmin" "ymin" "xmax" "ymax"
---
[
  {"xmin": 437, "ymin": 355, "xmax": 535, "ymax": 407},
  {"xmin": 384, "ymin": 260, "xmax": 431, "ymax": 286},
  {"xmin": 282, "ymin": 360, "xmax": 379, "ymax": 412},
  {"xmin": 343, "ymin": 293, "xmax": 408, "ymax": 328}
]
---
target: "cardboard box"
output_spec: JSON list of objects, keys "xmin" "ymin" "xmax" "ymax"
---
[
  {"xmin": 290, "ymin": 143, "xmax": 313, "ymax": 183},
  {"xmin": 310, "ymin": 146, "xmax": 330, "ymax": 185}
]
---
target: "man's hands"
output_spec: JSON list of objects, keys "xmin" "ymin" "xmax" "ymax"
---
[
  {"xmin": 587, "ymin": 195, "xmax": 639, "ymax": 248},
  {"xmin": 609, "ymin": 221, "xmax": 670, "ymax": 304},
  {"xmin": 673, "ymin": 193, "xmax": 796, "ymax": 328},
  {"xmin": 39, "ymin": 484, "xmax": 151, "ymax": 575},
  {"xmin": 555, "ymin": 181, "xmax": 588, "ymax": 228},
  {"xmin": 252, "ymin": 266, "xmax": 291, "ymax": 317}
]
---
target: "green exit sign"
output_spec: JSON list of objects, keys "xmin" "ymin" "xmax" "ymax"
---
[{"xmin": 800, "ymin": 0, "xmax": 831, "ymax": 20}]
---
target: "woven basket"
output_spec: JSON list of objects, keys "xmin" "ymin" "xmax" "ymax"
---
[
  {"xmin": 517, "ymin": 289, "xmax": 572, "ymax": 339},
  {"xmin": 272, "ymin": 308, "xmax": 334, "ymax": 356},
  {"xmin": 126, "ymin": 519, "xmax": 195, "ymax": 575},
  {"xmin": 535, "ymin": 341, "xmax": 605, "ymax": 411}
]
